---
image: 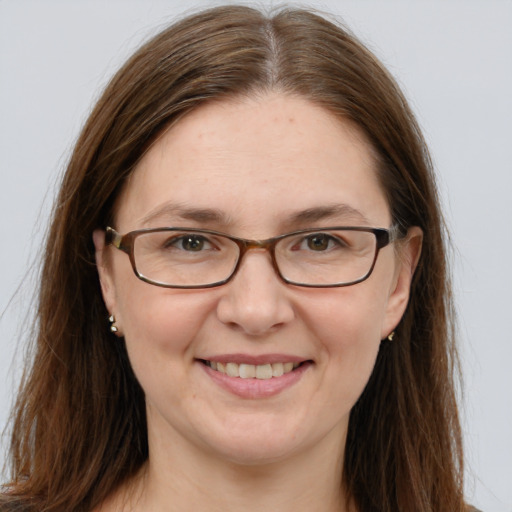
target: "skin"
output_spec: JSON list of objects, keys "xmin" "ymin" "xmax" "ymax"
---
[{"xmin": 93, "ymin": 93, "xmax": 422, "ymax": 512}]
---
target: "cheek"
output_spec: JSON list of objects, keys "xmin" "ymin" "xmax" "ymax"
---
[
  {"xmin": 298, "ymin": 285, "xmax": 390, "ymax": 402},
  {"xmin": 300, "ymin": 281, "xmax": 390, "ymax": 348},
  {"xmin": 116, "ymin": 283, "xmax": 215, "ymax": 376}
]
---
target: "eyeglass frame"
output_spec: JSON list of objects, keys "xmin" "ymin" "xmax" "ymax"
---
[{"xmin": 104, "ymin": 225, "xmax": 403, "ymax": 289}]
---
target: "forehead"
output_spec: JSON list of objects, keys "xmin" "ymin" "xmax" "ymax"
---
[{"xmin": 115, "ymin": 93, "xmax": 390, "ymax": 233}]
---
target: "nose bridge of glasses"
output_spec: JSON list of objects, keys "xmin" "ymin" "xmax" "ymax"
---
[
  {"xmin": 234, "ymin": 237, "xmax": 281, "ymax": 276},
  {"xmin": 236, "ymin": 237, "xmax": 279, "ymax": 258}
]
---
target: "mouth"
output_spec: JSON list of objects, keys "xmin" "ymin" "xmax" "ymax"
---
[
  {"xmin": 200, "ymin": 360, "xmax": 306, "ymax": 380},
  {"xmin": 198, "ymin": 357, "xmax": 312, "ymax": 398}
]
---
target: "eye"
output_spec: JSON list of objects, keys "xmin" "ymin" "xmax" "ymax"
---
[
  {"xmin": 306, "ymin": 234, "xmax": 330, "ymax": 251},
  {"xmin": 168, "ymin": 234, "xmax": 212, "ymax": 252},
  {"xmin": 301, "ymin": 233, "xmax": 344, "ymax": 251}
]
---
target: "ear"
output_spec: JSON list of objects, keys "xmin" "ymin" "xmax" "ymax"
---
[
  {"xmin": 380, "ymin": 226, "xmax": 423, "ymax": 339},
  {"xmin": 92, "ymin": 229, "xmax": 118, "ymax": 316}
]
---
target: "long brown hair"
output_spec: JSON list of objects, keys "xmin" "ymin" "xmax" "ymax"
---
[{"xmin": 2, "ymin": 6, "xmax": 465, "ymax": 511}]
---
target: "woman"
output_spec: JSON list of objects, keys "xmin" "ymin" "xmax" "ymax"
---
[{"xmin": 1, "ymin": 5, "xmax": 475, "ymax": 511}]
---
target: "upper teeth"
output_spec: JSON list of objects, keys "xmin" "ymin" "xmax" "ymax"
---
[{"xmin": 208, "ymin": 361, "xmax": 299, "ymax": 379}]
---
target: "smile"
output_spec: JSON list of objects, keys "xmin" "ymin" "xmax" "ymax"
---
[{"xmin": 204, "ymin": 361, "xmax": 301, "ymax": 380}]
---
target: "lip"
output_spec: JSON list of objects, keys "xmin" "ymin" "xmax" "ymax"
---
[
  {"xmin": 203, "ymin": 353, "xmax": 306, "ymax": 365},
  {"xmin": 197, "ymin": 357, "xmax": 312, "ymax": 399}
]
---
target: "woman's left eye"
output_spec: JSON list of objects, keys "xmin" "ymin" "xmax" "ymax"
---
[
  {"xmin": 296, "ymin": 233, "xmax": 344, "ymax": 252},
  {"xmin": 305, "ymin": 234, "xmax": 333, "ymax": 251}
]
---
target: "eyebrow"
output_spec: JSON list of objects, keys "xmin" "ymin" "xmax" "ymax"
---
[
  {"xmin": 139, "ymin": 202, "xmax": 231, "ymax": 227},
  {"xmin": 284, "ymin": 204, "xmax": 371, "ymax": 227},
  {"xmin": 138, "ymin": 201, "xmax": 370, "ymax": 229}
]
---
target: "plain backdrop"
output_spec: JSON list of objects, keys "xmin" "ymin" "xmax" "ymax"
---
[{"xmin": 1, "ymin": 1, "xmax": 511, "ymax": 510}]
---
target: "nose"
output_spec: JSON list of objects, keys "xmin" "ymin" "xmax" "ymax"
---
[{"xmin": 216, "ymin": 250, "xmax": 295, "ymax": 336}]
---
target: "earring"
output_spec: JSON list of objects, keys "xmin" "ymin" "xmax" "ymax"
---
[
  {"xmin": 387, "ymin": 331, "xmax": 395, "ymax": 341},
  {"xmin": 109, "ymin": 314, "xmax": 119, "ymax": 333}
]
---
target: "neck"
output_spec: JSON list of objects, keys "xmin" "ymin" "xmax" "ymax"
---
[{"xmin": 112, "ymin": 424, "xmax": 352, "ymax": 512}]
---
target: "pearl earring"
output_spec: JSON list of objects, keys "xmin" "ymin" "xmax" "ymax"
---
[{"xmin": 109, "ymin": 314, "xmax": 119, "ymax": 333}]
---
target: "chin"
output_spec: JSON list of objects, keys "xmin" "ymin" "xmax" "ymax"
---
[
  {"xmin": 199, "ymin": 416, "xmax": 332, "ymax": 468},
  {"xmin": 211, "ymin": 439, "xmax": 301, "ymax": 467}
]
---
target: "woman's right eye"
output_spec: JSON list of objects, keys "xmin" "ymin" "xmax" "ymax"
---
[{"xmin": 166, "ymin": 234, "xmax": 212, "ymax": 252}]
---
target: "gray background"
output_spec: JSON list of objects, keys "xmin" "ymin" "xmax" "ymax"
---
[{"xmin": 1, "ymin": 1, "xmax": 511, "ymax": 510}]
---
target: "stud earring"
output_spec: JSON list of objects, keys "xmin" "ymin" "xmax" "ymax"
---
[
  {"xmin": 109, "ymin": 314, "xmax": 119, "ymax": 333},
  {"xmin": 387, "ymin": 331, "xmax": 395, "ymax": 341}
]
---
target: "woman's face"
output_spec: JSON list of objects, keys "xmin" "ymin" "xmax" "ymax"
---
[{"xmin": 95, "ymin": 93, "xmax": 419, "ymax": 467}]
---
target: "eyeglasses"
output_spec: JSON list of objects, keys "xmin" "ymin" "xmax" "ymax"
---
[{"xmin": 105, "ymin": 225, "xmax": 401, "ymax": 289}]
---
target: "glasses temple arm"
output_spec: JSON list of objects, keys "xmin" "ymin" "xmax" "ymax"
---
[{"xmin": 105, "ymin": 227, "xmax": 123, "ymax": 249}]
